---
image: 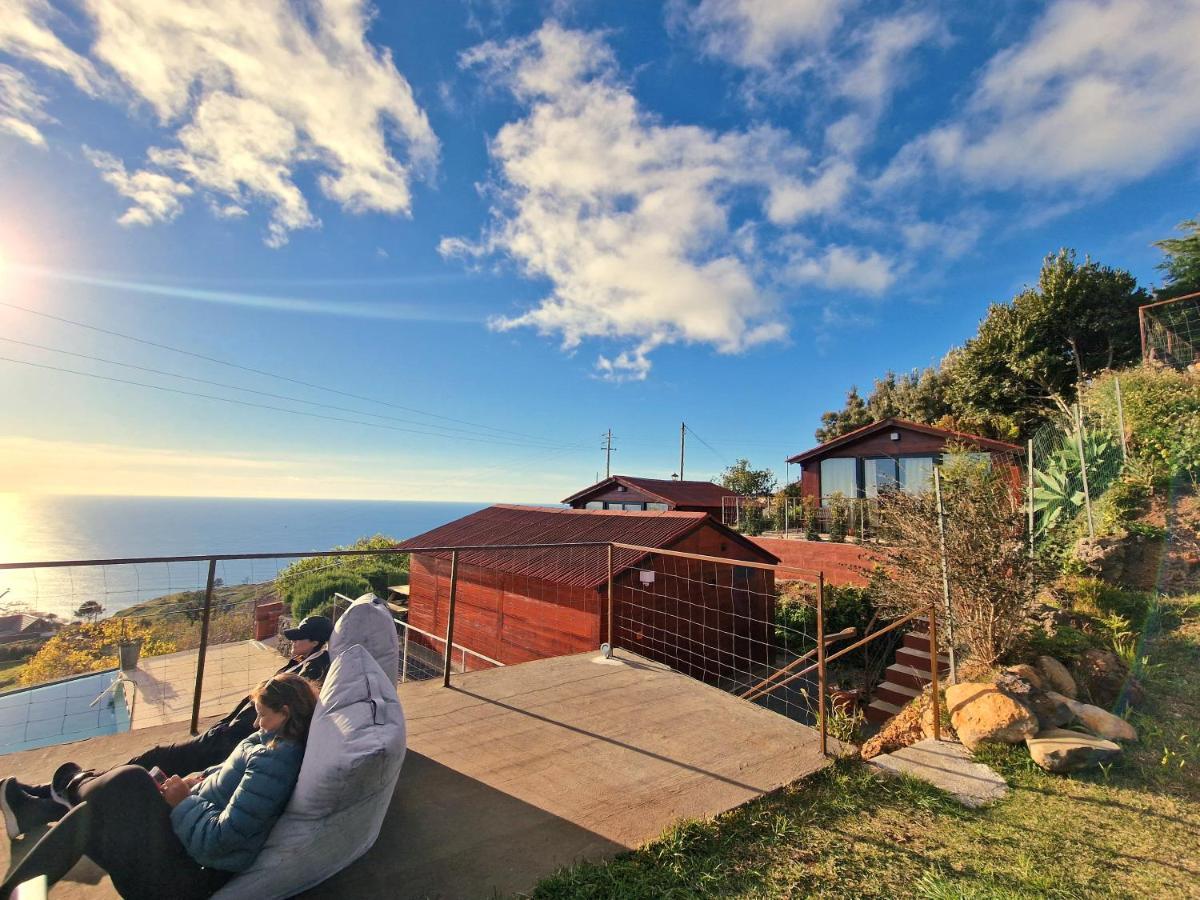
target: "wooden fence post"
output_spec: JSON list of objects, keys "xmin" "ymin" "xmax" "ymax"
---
[
  {"xmin": 816, "ymin": 572, "xmax": 827, "ymax": 756},
  {"xmin": 441, "ymin": 550, "xmax": 459, "ymax": 688},
  {"xmin": 189, "ymin": 558, "xmax": 217, "ymax": 735}
]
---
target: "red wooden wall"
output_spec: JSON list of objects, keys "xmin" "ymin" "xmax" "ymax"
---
[{"xmin": 407, "ymin": 522, "xmax": 777, "ymax": 683}]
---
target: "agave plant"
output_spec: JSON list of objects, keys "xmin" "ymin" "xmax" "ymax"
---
[{"xmin": 1032, "ymin": 425, "xmax": 1119, "ymax": 537}]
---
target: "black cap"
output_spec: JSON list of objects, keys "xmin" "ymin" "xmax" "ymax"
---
[{"xmin": 283, "ymin": 615, "xmax": 333, "ymax": 643}]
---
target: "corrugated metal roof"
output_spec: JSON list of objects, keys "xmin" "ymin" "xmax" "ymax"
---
[
  {"xmin": 396, "ymin": 505, "xmax": 769, "ymax": 589},
  {"xmin": 561, "ymin": 475, "xmax": 739, "ymax": 507}
]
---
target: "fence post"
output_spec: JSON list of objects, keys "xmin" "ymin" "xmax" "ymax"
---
[
  {"xmin": 816, "ymin": 571, "xmax": 827, "ymax": 757},
  {"xmin": 927, "ymin": 602, "xmax": 941, "ymax": 742},
  {"xmin": 933, "ymin": 467, "xmax": 957, "ymax": 685},
  {"xmin": 1027, "ymin": 438, "xmax": 1035, "ymax": 556},
  {"xmin": 401, "ymin": 623, "xmax": 410, "ymax": 684},
  {"xmin": 605, "ymin": 543, "xmax": 615, "ymax": 654},
  {"xmin": 1075, "ymin": 403, "xmax": 1096, "ymax": 539},
  {"xmin": 441, "ymin": 550, "xmax": 459, "ymax": 688},
  {"xmin": 1114, "ymin": 376, "xmax": 1128, "ymax": 462},
  {"xmin": 189, "ymin": 558, "xmax": 217, "ymax": 736}
]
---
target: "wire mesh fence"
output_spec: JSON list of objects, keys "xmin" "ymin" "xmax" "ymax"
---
[
  {"xmin": 1141, "ymin": 292, "xmax": 1200, "ymax": 372},
  {"xmin": 721, "ymin": 494, "xmax": 881, "ymax": 541}
]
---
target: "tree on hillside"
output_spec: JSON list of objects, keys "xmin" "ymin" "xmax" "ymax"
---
[
  {"xmin": 815, "ymin": 250, "xmax": 1148, "ymax": 443},
  {"xmin": 74, "ymin": 600, "xmax": 105, "ymax": 623},
  {"xmin": 815, "ymin": 386, "xmax": 871, "ymax": 443},
  {"xmin": 947, "ymin": 250, "xmax": 1147, "ymax": 437},
  {"xmin": 720, "ymin": 459, "xmax": 776, "ymax": 495},
  {"xmin": 1154, "ymin": 216, "xmax": 1200, "ymax": 298}
]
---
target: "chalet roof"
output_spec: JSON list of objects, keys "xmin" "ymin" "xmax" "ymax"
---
[
  {"xmin": 561, "ymin": 475, "xmax": 739, "ymax": 507},
  {"xmin": 395, "ymin": 505, "xmax": 778, "ymax": 589},
  {"xmin": 787, "ymin": 418, "xmax": 1024, "ymax": 465}
]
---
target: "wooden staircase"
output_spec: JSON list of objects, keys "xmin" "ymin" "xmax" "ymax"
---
[{"xmin": 865, "ymin": 621, "xmax": 950, "ymax": 726}]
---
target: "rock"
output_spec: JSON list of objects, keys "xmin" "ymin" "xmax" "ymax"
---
[
  {"xmin": 944, "ymin": 682, "xmax": 1039, "ymax": 752},
  {"xmin": 1037, "ymin": 656, "xmax": 1078, "ymax": 698},
  {"xmin": 1026, "ymin": 728, "xmax": 1122, "ymax": 773},
  {"xmin": 1076, "ymin": 648, "xmax": 1144, "ymax": 710},
  {"xmin": 1004, "ymin": 664, "xmax": 1043, "ymax": 690},
  {"xmin": 1076, "ymin": 703, "xmax": 1138, "ymax": 741},
  {"xmin": 1026, "ymin": 692, "xmax": 1076, "ymax": 729}
]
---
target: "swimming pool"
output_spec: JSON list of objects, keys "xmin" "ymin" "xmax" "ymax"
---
[{"xmin": 0, "ymin": 669, "xmax": 132, "ymax": 756}]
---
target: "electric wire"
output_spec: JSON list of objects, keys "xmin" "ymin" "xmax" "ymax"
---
[
  {"xmin": 0, "ymin": 300, "xmax": 578, "ymax": 447},
  {"xmin": 0, "ymin": 336, "xmax": 580, "ymax": 450},
  {"xmin": 0, "ymin": 354, "xmax": 582, "ymax": 448}
]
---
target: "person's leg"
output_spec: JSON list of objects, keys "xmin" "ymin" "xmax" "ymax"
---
[
  {"xmin": 1, "ymin": 767, "xmax": 223, "ymax": 900},
  {"xmin": 126, "ymin": 723, "xmax": 244, "ymax": 777}
]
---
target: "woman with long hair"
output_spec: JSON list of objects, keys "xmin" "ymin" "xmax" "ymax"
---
[{"xmin": 0, "ymin": 673, "xmax": 318, "ymax": 900}]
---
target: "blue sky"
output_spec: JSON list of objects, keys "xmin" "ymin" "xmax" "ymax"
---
[{"xmin": 0, "ymin": 0, "xmax": 1197, "ymax": 502}]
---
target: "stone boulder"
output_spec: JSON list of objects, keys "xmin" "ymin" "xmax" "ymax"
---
[
  {"xmin": 944, "ymin": 683, "xmax": 1039, "ymax": 752},
  {"xmin": 1026, "ymin": 728, "xmax": 1122, "ymax": 773},
  {"xmin": 1026, "ymin": 691, "xmax": 1076, "ymax": 730},
  {"xmin": 1003, "ymin": 664, "xmax": 1043, "ymax": 690},
  {"xmin": 1036, "ymin": 656, "xmax": 1078, "ymax": 698},
  {"xmin": 1075, "ymin": 703, "xmax": 1138, "ymax": 742},
  {"xmin": 1075, "ymin": 648, "xmax": 1144, "ymax": 710}
]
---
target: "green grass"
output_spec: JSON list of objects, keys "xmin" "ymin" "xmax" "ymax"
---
[
  {"xmin": 0, "ymin": 658, "xmax": 27, "ymax": 692},
  {"xmin": 527, "ymin": 595, "xmax": 1200, "ymax": 899}
]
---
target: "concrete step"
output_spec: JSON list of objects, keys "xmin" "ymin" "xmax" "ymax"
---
[
  {"xmin": 884, "ymin": 662, "xmax": 935, "ymax": 690},
  {"xmin": 895, "ymin": 647, "xmax": 951, "ymax": 672},
  {"xmin": 865, "ymin": 699, "xmax": 902, "ymax": 724},
  {"xmin": 874, "ymin": 679, "xmax": 921, "ymax": 708}
]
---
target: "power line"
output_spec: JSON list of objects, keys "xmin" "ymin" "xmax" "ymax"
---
[
  {"xmin": 0, "ymin": 354, "xmax": 584, "ymax": 448},
  {"xmin": 684, "ymin": 424, "xmax": 732, "ymax": 468},
  {"xmin": 0, "ymin": 336, "xmax": 580, "ymax": 450},
  {"xmin": 0, "ymin": 300, "xmax": 575, "ymax": 447}
]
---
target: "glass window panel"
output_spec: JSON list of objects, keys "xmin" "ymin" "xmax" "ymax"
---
[
  {"xmin": 898, "ymin": 457, "xmax": 934, "ymax": 493},
  {"xmin": 645, "ymin": 502, "xmax": 668, "ymax": 511},
  {"xmin": 584, "ymin": 501, "xmax": 603, "ymax": 510},
  {"xmin": 820, "ymin": 457, "xmax": 857, "ymax": 505},
  {"xmin": 864, "ymin": 458, "xmax": 898, "ymax": 498}
]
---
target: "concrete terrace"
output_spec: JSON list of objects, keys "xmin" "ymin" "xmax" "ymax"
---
[
  {"xmin": 2, "ymin": 650, "xmax": 837, "ymax": 899},
  {"xmin": 126, "ymin": 640, "xmax": 283, "ymax": 730}
]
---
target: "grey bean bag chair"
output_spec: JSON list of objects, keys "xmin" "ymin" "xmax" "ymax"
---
[{"xmin": 214, "ymin": 594, "xmax": 406, "ymax": 899}]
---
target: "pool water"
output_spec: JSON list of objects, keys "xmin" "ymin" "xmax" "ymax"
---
[{"xmin": 0, "ymin": 670, "xmax": 131, "ymax": 756}]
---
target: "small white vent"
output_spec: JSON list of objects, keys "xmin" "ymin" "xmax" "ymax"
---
[{"xmin": 638, "ymin": 569, "xmax": 655, "ymax": 585}]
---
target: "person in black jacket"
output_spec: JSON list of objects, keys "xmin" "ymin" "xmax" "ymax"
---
[{"xmin": 0, "ymin": 616, "xmax": 332, "ymax": 840}]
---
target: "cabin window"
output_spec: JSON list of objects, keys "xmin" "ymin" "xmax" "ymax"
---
[
  {"xmin": 819, "ymin": 457, "xmax": 856, "ymax": 505},
  {"xmin": 645, "ymin": 502, "xmax": 668, "ymax": 511},
  {"xmin": 898, "ymin": 456, "xmax": 935, "ymax": 493},
  {"xmin": 606, "ymin": 501, "xmax": 643, "ymax": 511},
  {"xmin": 864, "ymin": 458, "xmax": 900, "ymax": 498},
  {"xmin": 733, "ymin": 565, "xmax": 753, "ymax": 584},
  {"xmin": 584, "ymin": 501, "xmax": 603, "ymax": 510}
]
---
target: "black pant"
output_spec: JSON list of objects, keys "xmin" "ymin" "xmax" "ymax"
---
[
  {"xmin": 1, "ymin": 767, "xmax": 231, "ymax": 900},
  {"xmin": 126, "ymin": 721, "xmax": 247, "ymax": 778}
]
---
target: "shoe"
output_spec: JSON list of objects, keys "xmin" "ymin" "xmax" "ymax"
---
[
  {"xmin": 0, "ymin": 777, "xmax": 63, "ymax": 839},
  {"xmin": 49, "ymin": 763, "xmax": 81, "ymax": 808}
]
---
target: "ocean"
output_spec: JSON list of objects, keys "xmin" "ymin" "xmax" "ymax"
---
[{"xmin": 0, "ymin": 494, "xmax": 489, "ymax": 619}]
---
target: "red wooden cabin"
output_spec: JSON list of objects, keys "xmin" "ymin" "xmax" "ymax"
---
[
  {"xmin": 787, "ymin": 418, "xmax": 1023, "ymax": 504},
  {"xmin": 561, "ymin": 475, "xmax": 738, "ymax": 519},
  {"xmin": 397, "ymin": 505, "xmax": 780, "ymax": 682}
]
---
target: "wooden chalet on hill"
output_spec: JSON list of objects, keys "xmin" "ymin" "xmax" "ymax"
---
[
  {"xmin": 562, "ymin": 475, "xmax": 739, "ymax": 519},
  {"xmin": 397, "ymin": 505, "xmax": 779, "ymax": 681},
  {"xmin": 787, "ymin": 418, "xmax": 1023, "ymax": 505}
]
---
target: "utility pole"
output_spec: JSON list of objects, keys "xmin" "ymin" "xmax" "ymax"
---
[
  {"xmin": 602, "ymin": 428, "xmax": 615, "ymax": 478},
  {"xmin": 679, "ymin": 421, "xmax": 686, "ymax": 480}
]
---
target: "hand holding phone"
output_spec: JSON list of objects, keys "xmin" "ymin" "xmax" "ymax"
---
[{"xmin": 149, "ymin": 766, "xmax": 167, "ymax": 787}]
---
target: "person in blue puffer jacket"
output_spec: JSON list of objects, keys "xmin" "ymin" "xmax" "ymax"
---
[{"xmin": 0, "ymin": 674, "xmax": 317, "ymax": 900}]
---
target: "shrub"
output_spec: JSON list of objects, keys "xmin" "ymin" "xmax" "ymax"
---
[
  {"xmin": 1098, "ymin": 477, "xmax": 1150, "ymax": 533},
  {"xmin": 21, "ymin": 619, "xmax": 176, "ymax": 685},
  {"xmin": 282, "ymin": 572, "xmax": 372, "ymax": 620},
  {"xmin": 1086, "ymin": 369, "xmax": 1200, "ymax": 488},
  {"xmin": 1057, "ymin": 576, "xmax": 1153, "ymax": 627},
  {"xmin": 828, "ymin": 494, "xmax": 849, "ymax": 542},
  {"xmin": 872, "ymin": 454, "xmax": 1045, "ymax": 665},
  {"xmin": 773, "ymin": 582, "xmax": 876, "ymax": 653}
]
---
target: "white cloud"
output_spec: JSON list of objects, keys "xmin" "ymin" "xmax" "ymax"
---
[
  {"xmin": 766, "ymin": 160, "xmax": 854, "ymax": 225},
  {"xmin": 0, "ymin": 64, "xmax": 50, "ymax": 146},
  {"xmin": 788, "ymin": 245, "xmax": 898, "ymax": 295},
  {"xmin": 0, "ymin": 0, "xmax": 100, "ymax": 94},
  {"xmin": 682, "ymin": 0, "xmax": 844, "ymax": 68},
  {"xmin": 445, "ymin": 23, "xmax": 806, "ymax": 380},
  {"xmin": 3, "ymin": 0, "xmax": 437, "ymax": 246},
  {"xmin": 900, "ymin": 0, "xmax": 1200, "ymax": 187},
  {"xmin": 85, "ymin": 147, "xmax": 192, "ymax": 226}
]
